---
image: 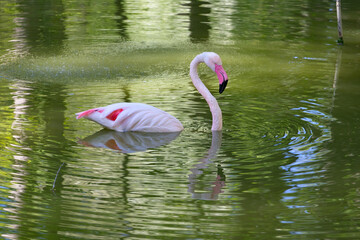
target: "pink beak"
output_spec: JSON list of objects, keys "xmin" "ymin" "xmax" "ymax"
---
[
  {"xmin": 76, "ymin": 109, "xmax": 96, "ymax": 119},
  {"xmin": 215, "ymin": 64, "xmax": 228, "ymax": 94}
]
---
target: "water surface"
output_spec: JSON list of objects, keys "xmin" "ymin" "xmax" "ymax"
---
[{"xmin": 1, "ymin": 0, "xmax": 360, "ymax": 239}]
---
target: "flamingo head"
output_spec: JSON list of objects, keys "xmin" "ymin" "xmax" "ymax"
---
[
  {"xmin": 203, "ymin": 52, "xmax": 229, "ymax": 94},
  {"xmin": 76, "ymin": 108, "xmax": 104, "ymax": 120}
]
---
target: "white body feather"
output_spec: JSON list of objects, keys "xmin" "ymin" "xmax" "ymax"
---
[{"xmin": 76, "ymin": 103, "xmax": 184, "ymax": 132}]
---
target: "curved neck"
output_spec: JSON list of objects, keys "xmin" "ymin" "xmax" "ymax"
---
[{"xmin": 190, "ymin": 54, "xmax": 222, "ymax": 131}]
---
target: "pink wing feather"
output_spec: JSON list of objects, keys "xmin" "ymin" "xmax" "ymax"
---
[{"xmin": 106, "ymin": 109, "xmax": 124, "ymax": 121}]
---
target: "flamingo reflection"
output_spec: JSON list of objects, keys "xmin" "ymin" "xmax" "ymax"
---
[
  {"xmin": 77, "ymin": 130, "xmax": 226, "ymax": 200},
  {"xmin": 78, "ymin": 129, "xmax": 180, "ymax": 153},
  {"xmin": 188, "ymin": 131, "xmax": 226, "ymax": 200}
]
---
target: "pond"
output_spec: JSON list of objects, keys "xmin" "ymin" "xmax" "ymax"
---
[{"xmin": 1, "ymin": 0, "xmax": 360, "ymax": 239}]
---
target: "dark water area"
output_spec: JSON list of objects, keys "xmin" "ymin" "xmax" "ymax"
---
[{"xmin": 1, "ymin": 0, "xmax": 360, "ymax": 239}]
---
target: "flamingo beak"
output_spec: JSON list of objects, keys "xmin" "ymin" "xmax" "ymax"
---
[
  {"xmin": 76, "ymin": 109, "xmax": 96, "ymax": 119},
  {"xmin": 215, "ymin": 64, "xmax": 228, "ymax": 94}
]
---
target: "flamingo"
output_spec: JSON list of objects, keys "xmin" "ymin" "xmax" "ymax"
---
[{"xmin": 76, "ymin": 52, "xmax": 228, "ymax": 132}]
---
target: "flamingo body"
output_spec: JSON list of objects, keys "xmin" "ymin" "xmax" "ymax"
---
[
  {"xmin": 76, "ymin": 52, "xmax": 228, "ymax": 132},
  {"xmin": 76, "ymin": 102, "xmax": 184, "ymax": 132}
]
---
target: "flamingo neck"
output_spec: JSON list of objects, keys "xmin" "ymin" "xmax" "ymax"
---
[{"xmin": 190, "ymin": 54, "xmax": 222, "ymax": 131}]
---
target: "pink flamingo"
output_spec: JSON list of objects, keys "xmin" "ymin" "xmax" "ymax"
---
[{"xmin": 76, "ymin": 52, "xmax": 228, "ymax": 132}]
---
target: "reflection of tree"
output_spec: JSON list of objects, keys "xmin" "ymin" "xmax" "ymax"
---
[
  {"xmin": 231, "ymin": 1, "xmax": 335, "ymax": 42},
  {"xmin": 17, "ymin": 0, "xmax": 67, "ymax": 54},
  {"xmin": 114, "ymin": 0, "xmax": 128, "ymax": 40},
  {"xmin": 1, "ymin": 80, "xmax": 31, "ymax": 239},
  {"xmin": 331, "ymin": 48, "xmax": 342, "ymax": 110},
  {"xmin": 0, "ymin": 4, "xmax": 17, "ymax": 59},
  {"xmin": 187, "ymin": 0, "xmax": 211, "ymax": 43},
  {"xmin": 328, "ymin": 47, "xmax": 360, "ymax": 192},
  {"xmin": 6, "ymin": 81, "xmax": 74, "ymax": 239}
]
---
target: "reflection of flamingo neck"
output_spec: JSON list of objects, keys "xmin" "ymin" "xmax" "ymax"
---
[
  {"xmin": 188, "ymin": 131, "xmax": 224, "ymax": 200},
  {"xmin": 190, "ymin": 54, "xmax": 222, "ymax": 131}
]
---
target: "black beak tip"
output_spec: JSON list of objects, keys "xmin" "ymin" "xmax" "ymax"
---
[{"xmin": 219, "ymin": 80, "xmax": 228, "ymax": 94}]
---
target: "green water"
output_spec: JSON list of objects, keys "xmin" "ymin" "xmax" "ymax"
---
[{"xmin": 1, "ymin": 0, "xmax": 360, "ymax": 239}]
